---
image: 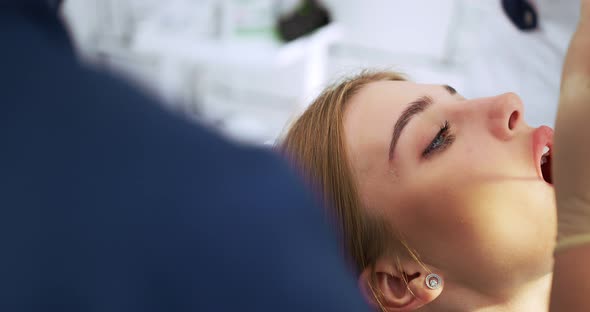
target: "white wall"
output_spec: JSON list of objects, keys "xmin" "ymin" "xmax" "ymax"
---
[{"xmin": 61, "ymin": 0, "xmax": 580, "ymax": 143}]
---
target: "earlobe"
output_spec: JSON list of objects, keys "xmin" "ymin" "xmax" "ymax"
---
[{"xmin": 358, "ymin": 258, "xmax": 444, "ymax": 311}]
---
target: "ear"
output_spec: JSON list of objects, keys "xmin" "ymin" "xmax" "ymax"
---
[{"xmin": 358, "ymin": 257, "xmax": 443, "ymax": 311}]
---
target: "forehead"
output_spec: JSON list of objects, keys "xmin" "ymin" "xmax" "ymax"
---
[{"xmin": 344, "ymin": 80, "xmax": 430, "ymax": 125}]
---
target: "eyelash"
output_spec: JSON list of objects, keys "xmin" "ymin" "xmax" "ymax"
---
[{"xmin": 422, "ymin": 120, "xmax": 455, "ymax": 158}]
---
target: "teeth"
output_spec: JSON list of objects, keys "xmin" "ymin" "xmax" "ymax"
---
[
  {"xmin": 541, "ymin": 155, "xmax": 547, "ymax": 165},
  {"xmin": 542, "ymin": 145, "xmax": 550, "ymax": 155}
]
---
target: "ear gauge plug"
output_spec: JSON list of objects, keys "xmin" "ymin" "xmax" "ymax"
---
[{"xmin": 425, "ymin": 273, "xmax": 442, "ymax": 290}]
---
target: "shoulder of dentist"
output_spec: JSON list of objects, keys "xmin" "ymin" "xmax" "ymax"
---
[{"xmin": 0, "ymin": 1, "xmax": 369, "ymax": 312}]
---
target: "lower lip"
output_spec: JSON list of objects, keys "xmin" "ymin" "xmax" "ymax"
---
[{"xmin": 532, "ymin": 125, "xmax": 554, "ymax": 182}]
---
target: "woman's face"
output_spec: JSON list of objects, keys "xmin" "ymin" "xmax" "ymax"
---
[{"xmin": 343, "ymin": 80, "xmax": 555, "ymax": 287}]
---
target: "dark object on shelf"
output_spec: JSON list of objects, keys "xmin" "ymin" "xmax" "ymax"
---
[
  {"xmin": 277, "ymin": 0, "xmax": 331, "ymax": 42},
  {"xmin": 502, "ymin": 0, "xmax": 538, "ymax": 31}
]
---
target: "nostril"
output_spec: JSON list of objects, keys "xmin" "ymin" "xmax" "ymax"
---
[{"xmin": 508, "ymin": 110, "xmax": 519, "ymax": 130}]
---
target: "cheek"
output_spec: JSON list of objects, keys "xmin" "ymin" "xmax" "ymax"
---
[
  {"xmin": 451, "ymin": 131, "xmax": 494, "ymax": 168},
  {"xmin": 457, "ymin": 182, "xmax": 556, "ymax": 271},
  {"xmin": 387, "ymin": 180, "xmax": 479, "ymax": 263},
  {"xmin": 389, "ymin": 178, "xmax": 555, "ymax": 275}
]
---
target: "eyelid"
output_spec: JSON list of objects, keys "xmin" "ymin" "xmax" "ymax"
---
[{"xmin": 422, "ymin": 121, "xmax": 455, "ymax": 158}]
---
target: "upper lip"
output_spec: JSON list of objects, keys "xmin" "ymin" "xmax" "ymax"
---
[{"xmin": 532, "ymin": 125, "xmax": 554, "ymax": 183}]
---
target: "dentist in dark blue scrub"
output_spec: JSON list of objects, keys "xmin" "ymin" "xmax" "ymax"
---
[{"xmin": 0, "ymin": 1, "xmax": 370, "ymax": 311}]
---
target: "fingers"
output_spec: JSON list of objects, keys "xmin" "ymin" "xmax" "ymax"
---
[
  {"xmin": 581, "ymin": 0, "xmax": 590, "ymax": 23},
  {"xmin": 560, "ymin": 23, "xmax": 590, "ymax": 90}
]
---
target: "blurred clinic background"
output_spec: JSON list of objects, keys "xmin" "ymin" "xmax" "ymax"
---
[{"xmin": 60, "ymin": 0, "xmax": 580, "ymax": 144}]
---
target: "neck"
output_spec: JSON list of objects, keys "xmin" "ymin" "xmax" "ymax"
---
[
  {"xmin": 432, "ymin": 273, "xmax": 553, "ymax": 312},
  {"xmin": 476, "ymin": 273, "xmax": 552, "ymax": 312}
]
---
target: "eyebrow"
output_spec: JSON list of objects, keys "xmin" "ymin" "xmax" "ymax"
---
[
  {"xmin": 443, "ymin": 84, "xmax": 457, "ymax": 95},
  {"xmin": 388, "ymin": 96, "xmax": 433, "ymax": 160},
  {"xmin": 387, "ymin": 85, "xmax": 456, "ymax": 161}
]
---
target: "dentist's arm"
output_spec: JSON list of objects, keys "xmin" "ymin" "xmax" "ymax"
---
[{"xmin": 550, "ymin": 1, "xmax": 590, "ymax": 311}]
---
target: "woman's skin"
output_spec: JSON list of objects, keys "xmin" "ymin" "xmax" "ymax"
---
[
  {"xmin": 550, "ymin": 0, "xmax": 590, "ymax": 310},
  {"xmin": 344, "ymin": 80, "xmax": 556, "ymax": 309},
  {"xmin": 350, "ymin": 0, "xmax": 590, "ymax": 309}
]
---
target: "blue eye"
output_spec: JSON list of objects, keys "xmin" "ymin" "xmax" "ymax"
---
[{"xmin": 422, "ymin": 121, "xmax": 455, "ymax": 158}]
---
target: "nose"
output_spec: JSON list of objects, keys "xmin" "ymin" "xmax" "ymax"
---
[{"xmin": 485, "ymin": 92, "xmax": 524, "ymax": 140}]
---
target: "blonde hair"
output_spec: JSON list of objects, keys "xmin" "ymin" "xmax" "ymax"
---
[{"xmin": 278, "ymin": 70, "xmax": 422, "ymax": 310}]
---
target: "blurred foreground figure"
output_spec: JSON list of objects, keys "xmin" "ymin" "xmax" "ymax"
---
[{"xmin": 0, "ymin": 2, "xmax": 369, "ymax": 312}]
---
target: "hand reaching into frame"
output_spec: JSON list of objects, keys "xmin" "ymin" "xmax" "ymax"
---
[{"xmin": 550, "ymin": 1, "xmax": 590, "ymax": 311}]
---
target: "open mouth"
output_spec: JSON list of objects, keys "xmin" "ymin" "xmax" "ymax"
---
[
  {"xmin": 540, "ymin": 145, "xmax": 552, "ymax": 184},
  {"xmin": 533, "ymin": 126, "xmax": 554, "ymax": 186}
]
